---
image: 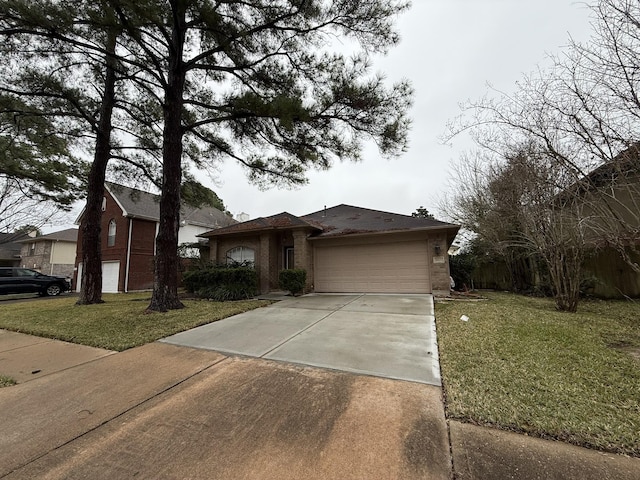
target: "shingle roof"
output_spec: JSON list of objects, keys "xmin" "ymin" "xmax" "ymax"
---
[
  {"xmin": 302, "ymin": 204, "xmax": 458, "ymax": 238},
  {"xmin": 104, "ymin": 183, "xmax": 235, "ymax": 228},
  {"xmin": 200, "ymin": 204, "xmax": 460, "ymax": 244},
  {"xmin": 17, "ymin": 228, "xmax": 78, "ymax": 243},
  {"xmin": 199, "ymin": 212, "xmax": 321, "ymax": 237},
  {"xmin": 0, "ymin": 232, "xmax": 30, "ymax": 260},
  {"xmin": 105, "ymin": 183, "xmax": 160, "ymax": 221},
  {"xmin": 555, "ymin": 145, "xmax": 640, "ymax": 204}
]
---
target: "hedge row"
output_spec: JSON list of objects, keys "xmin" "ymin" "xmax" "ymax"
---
[{"xmin": 183, "ymin": 265, "xmax": 258, "ymax": 301}]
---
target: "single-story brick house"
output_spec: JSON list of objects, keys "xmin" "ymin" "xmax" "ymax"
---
[{"xmin": 199, "ymin": 204, "xmax": 460, "ymax": 295}]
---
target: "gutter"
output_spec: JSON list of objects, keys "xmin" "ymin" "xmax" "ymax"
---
[
  {"xmin": 198, "ymin": 224, "xmax": 321, "ymax": 239},
  {"xmin": 307, "ymin": 225, "xmax": 460, "ymax": 242}
]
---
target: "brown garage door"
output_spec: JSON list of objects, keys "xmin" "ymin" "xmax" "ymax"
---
[{"xmin": 314, "ymin": 240, "xmax": 430, "ymax": 293}]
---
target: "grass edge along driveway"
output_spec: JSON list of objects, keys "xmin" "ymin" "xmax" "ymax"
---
[
  {"xmin": 0, "ymin": 293, "xmax": 272, "ymax": 352},
  {"xmin": 435, "ymin": 292, "xmax": 640, "ymax": 458}
]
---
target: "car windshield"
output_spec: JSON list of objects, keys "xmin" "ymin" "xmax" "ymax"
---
[{"xmin": 16, "ymin": 268, "xmax": 39, "ymax": 277}]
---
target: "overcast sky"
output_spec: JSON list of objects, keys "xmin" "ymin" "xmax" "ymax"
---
[
  {"xmin": 48, "ymin": 1, "xmax": 595, "ymax": 232},
  {"xmin": 205, "ymin": 0, "xmax": 594, "ymax": 222}
]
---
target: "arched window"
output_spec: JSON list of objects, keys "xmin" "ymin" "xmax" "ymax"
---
[
  {"xmin": 107, "ymin": 219, "xmax": 117, "ymax": 247},
  {"xmin": 226, "ymin": 246, "xmax": 255, "ymax": 265}
]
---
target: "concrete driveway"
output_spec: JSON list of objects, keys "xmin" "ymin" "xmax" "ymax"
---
[{"xmin": 161, "ymin": 293, "xmax": 441, "ymax": 386}]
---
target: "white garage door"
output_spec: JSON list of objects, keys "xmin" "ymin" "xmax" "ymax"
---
[
  {"xmin": 76, "ymin": 262, "xmax": 120, "ymax": 293},
  {"xmin": 101, "ymin": 261, "xmax": 120, "ymax": 293},
  {"xmin": 314, "ymin": 240, "xmax": 430, "ymax": 293}
]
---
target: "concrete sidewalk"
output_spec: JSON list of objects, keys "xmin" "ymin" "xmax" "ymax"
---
[
  {"xmin": 0, "ymin": 342, "xmax": 226, "ymax": 477},
  {"xmin": 0, "ymin": 329, "xmax": 115, "ymax": 383}
]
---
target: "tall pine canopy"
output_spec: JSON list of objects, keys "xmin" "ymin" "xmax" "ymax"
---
[{"xmin": 1, "ymin": 1, "xmax": 413, "ymax": 311}]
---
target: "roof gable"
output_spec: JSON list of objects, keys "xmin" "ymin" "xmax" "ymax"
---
[
  {"xmin": 200, "ymin": 212, "xmax": 320, "ymax": 237},
  {"xmin": 77, "ymin": 183, "xmax": 236, "ymax": 229},
  {"xmin": 105, "ymin": 183, "xmax": 159, "ymax": 221}
]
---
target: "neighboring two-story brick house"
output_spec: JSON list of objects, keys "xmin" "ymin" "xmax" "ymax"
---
[
  {"xmin": 18, "ymin": 228, "xmax": 78, "ymax": 279},
  {"xmin": 74, "ymin": 183, "xmax": 235, "ymax": 293}
]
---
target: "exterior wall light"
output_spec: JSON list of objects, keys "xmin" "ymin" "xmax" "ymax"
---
[{"xmin": 434, "ymin": 243, "xmax": 441, "ymax": 255}]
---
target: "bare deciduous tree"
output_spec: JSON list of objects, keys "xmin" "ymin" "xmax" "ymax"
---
[
  {"xmin": 440, "ymin": 145, "xmax": 588, "ymax": 311},
  {"xmin": 0, "ymin": 177, "xmax": 67, "ymax": 232},
  {"xmin": 444, "ymin": 0, "xmax": 640, "ymax": 279}
]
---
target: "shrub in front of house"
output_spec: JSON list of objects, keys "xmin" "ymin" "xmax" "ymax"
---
[
  {"xmin": 183, "ymin": 264, "xmax": 258, "ymax": 301},
  {"xmin": 449, "ymin": 253, "xmax": 476, "ymax": 291},
  {"xmin": 279, "ymin": 269, "xmax": 306, "ymax": 296}
]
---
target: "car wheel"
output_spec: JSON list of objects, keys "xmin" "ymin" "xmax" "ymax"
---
[{"xmin": 45, "ymin": 284, "xmax": 62, "ymax": 296}]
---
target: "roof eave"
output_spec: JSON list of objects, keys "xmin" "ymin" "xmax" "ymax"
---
[
  {"xmin": 308, "ymin": 224, "xmax": 460, "ymax": 242},
  {"xmin": 125, "ymin": 213, "xmax": 159, "ymax": 222},
  {"xmin": 198, "ymin": 224, "xmax": 320, "ymax": 238},
  {"xmin": 186, "ymin": 220, "xmax": 230, "ymax": 229}
]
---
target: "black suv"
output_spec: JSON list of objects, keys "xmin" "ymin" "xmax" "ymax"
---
[{"xmin": 0, "ymin": 267, "xmax": 71, "ymax": 296}]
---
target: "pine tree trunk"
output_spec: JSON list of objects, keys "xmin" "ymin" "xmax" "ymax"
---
[
  {"xmin": 77, "ymin": 28, "xmax": 118, "ymax": 305},
  {"xmin": 147, "ymin": 2, "xmax": 186, "ymax": 312}
]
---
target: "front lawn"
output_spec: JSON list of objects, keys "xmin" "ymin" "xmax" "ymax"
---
[
  {"xmin": 435, "ymin": 292, "xmax": 640, "ymax": 457},
  {"xmin": 0, "ymin": 293, "xmax": 272, "ymax": 351}
]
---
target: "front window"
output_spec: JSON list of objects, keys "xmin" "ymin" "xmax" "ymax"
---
[
  {"xmin": 226, "ymin": 246, "xmax": 255, "ymax": 265},
  {"xmin": 284, "ymin": 247, "xmax": 294, "ymax": 269},
  {"xmin": 107, "ymin": 219, "xmax": 116, "ymax": 247}
]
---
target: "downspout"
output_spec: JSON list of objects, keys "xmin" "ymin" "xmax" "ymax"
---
[
  {"xmin": 50, "ymin": 240, "xmax": 56, "ymax": 275},
  {"xmin": 154, "ymin": 222, "xmax": 159, "ymax": 255},
  {"xmin": 124, "ymin": 218, "xmax": 133, "ymax": 292}
]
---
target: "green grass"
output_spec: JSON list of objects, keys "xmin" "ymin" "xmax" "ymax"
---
[
  {"xmin": 0, "ymin": 293, "xmax": 272, "ymax": 351},
  {"xmin": 435, "ymin": 292, "xmax": 640, "ymax": 457},
  {"xmin": 0, "ymin": 375, "xmax": 16, "ymax": 388}
]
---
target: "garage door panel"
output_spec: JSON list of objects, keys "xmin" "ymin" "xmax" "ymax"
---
[
  {"xmin": 314, "ymin": 241, "xmax": 430, "ymax": 293},
  {"xmin": 75, "ymin": 261, "xmax": 120, "ymax": 293},
  {"xmin": 101, "ymin": 261, "xmax": 120, "ymax": 293}
]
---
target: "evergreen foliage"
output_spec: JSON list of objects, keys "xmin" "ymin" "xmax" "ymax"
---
[
  {"xmin": 2, "ymin": 0, "xmax": 412, "ymax": 311},
  {"xmin": 411, "ymin": 206, "xmax": 435, "ymax": 219},
  {"xmin": 183, "ymin": 264, "xmax": 258, "ymax": 301},
  {"xmin": 279, "ymin": 268, "xmax": 307, "ymax": 296}
]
